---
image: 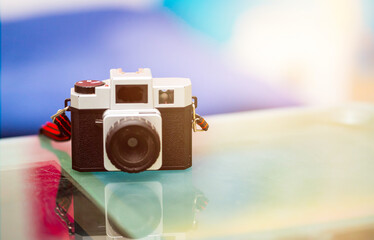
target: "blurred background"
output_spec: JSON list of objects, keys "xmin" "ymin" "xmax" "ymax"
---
[{"xmin": 1, "ymin": 0, "xmax": 374, "ymax": 137}]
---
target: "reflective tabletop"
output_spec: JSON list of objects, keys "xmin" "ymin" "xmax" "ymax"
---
[{"xmin": 1, "ymin": 104, "xmax": 374, "ymax": 239}]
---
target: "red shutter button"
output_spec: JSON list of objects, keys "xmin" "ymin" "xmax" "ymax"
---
[{"xmin": 74, "ymin": 80, "xmax": 105, "ymax": 94}]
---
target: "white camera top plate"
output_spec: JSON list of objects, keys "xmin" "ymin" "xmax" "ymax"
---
[{"xmin": 70, "ymin": 68, "xmax": 192, "ymax": 110}]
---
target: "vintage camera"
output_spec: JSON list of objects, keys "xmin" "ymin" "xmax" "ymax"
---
[{"xmin": 69, "ymin": 68, "xmax": 199, "ymax": 173}]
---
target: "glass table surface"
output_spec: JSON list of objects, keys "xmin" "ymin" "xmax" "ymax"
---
[{"xmin": 1, "ymin": 103, "xmax": 374, "ymax": 239}]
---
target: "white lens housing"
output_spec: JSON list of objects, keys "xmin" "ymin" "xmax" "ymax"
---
[{"xmin": 103, "ymin": 109, "xmax": 162, "ymax": 171}]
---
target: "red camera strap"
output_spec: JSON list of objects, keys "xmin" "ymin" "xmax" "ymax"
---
[{"xmin": 39, "ymin": 113, "xmax": 71, "ymax": 141}]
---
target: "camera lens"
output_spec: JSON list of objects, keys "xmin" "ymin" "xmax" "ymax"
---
[
  {"xmin": 107, "ymin": 184, "xmax": 162, "ymax": 239},
  {"xmin": 127, "ymin": 137, "xmax": 138, "ymax": 148},
  {"xmin": 106, "ymin": 118, "xmax": 160, "ymax": 173}
]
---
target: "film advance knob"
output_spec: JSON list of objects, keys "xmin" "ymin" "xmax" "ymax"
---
[{"xmin": 74, "ymin": 80, "xmax": 105, "ymax": 94}]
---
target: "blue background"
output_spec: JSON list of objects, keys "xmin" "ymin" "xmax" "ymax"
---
[{"xmin": 0, "ymin": 2, "xmax": 310, "ymax": 137}]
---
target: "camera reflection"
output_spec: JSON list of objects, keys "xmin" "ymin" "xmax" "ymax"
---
[{"xmin": 55, "ymin": 171, "xmax": 208, "ymax": 240}]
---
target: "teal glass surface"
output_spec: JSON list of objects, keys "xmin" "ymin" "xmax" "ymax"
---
[{"xmin": 2, "ymin": 104, "xmax": 374, "ymax": 239}]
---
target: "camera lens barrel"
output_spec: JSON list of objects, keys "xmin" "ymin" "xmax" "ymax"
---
[{"xmin": 105, "ymin": 118, "xmax": 161, "ymax": 173}]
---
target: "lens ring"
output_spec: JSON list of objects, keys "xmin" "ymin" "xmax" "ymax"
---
[{"xmin": 106, "ymin": 118, "xmax": 160, "ymax": 173}]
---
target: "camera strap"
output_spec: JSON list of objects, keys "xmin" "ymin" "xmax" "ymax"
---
[
  {"xmin": 192, "ymin": 97, "xmax": 209, "ymax": 132},
  {"xmin": 39, "ymin": 109, "xmax": 72, "ymax": 141}
]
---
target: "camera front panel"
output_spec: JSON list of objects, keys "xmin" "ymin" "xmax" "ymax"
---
[
  {"xmin": 71, "ymin": 107, "xmax": 107, "ymax": 171},
  {"xmin": 158, "ymin": 105, "xmax": 193, "ymax": 170}
]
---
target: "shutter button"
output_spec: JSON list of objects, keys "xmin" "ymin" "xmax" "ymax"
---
[{"xmin": 74, "ymin": 80, "xmax": 104, "ymax": 94}]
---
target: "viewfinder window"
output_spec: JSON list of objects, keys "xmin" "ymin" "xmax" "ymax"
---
[
  {"xmin": 159, "ymin": 90, "xmax": 174, "ymax": 104},
  {"xmin": 116, "ymin": 85, "xmax": 148, "ymax": 103}
]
